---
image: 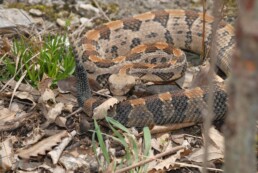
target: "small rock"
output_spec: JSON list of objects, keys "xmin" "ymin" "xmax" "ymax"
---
[
  {"xmin": 108, "ymin": 74, "xmax": 136, "ymax": 96},
  {"xmin": 28, "ymin": 0, "xmax": 42, "ymax": 5},
  {"xmin": 80, "ymin": 17, "xmax": 93, "ymax": 27},
  {"xmin": 77, "ymin": 3, "xmax": 100, "ymax": 17},
  {"xmin": 79, "ymin": 4, "xmax": 99, "ymax": 13},
  {"xmin": 29, "ymin": 9, "xmax": 43, "ymax": 17},
  {"xmin": 56, "ymin": 18, "xmax": 66, "ymax": 27},
  {"xmin": 52, "ymin": 0, "xmax": 65, "ymax": 9}
]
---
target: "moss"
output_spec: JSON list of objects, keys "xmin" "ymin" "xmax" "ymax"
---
[
  {"xmin": 105, "ymin": 3, "xmax": 119, "ymax": 14},
  {"xmin": 7, "ymin": 3, "xmax": 58, "ymax": 21}
]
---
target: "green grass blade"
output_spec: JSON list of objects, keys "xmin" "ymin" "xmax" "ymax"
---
[
  {"xmin": 94, "ymin": 119, "xmax": 110, "ymax": 164},
  {"xmin": 106, "ymin": 117, "xmax": 130, "ymax": 133},
  {"xmin": 143, "ymin": 127, "xmax": 151, "ymax": 156}
]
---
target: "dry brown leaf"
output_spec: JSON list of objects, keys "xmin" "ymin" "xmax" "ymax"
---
[
  {"xmin": 149, "ymin": 148, "xmax": 186, "ymax": 172},
  {"xmin": 23, "ymin": 129, "xmax": 45, "ymax": 146},
  {"xmin": 17, "ymin": 159, "xmax": 42, "ymax": 171},
  {"xmin": 48, "ymin": 130, "xmax": 76, "ymax": 164},
  {"xmin": 55, "ymin": 116, "xmax": 67, "ymax": 127},
  {"xmin": 0, "ymin": 108, "xmax": 16, "ymax": 122},
  {"xmin": 47, "ymin": 102, "xmax": 64, "ymax": 122},
  {"xmin": 18, "ymin": 130, "xmax": 68, "ymax": 159},
  {"xmin": 0, "ymin": 137, "xmax": 14, "ymax": 170},
  {"xmin": 2, "ymin": 80, "xmax": 40, "ymax": 96},
  {"xmin": 38, "ymin": 75, "xmax": 52, "ymax": 94},
  {"xmin": 93, "ymin": 96, "xmax": 126, "ymax": 119},
  {"xmin": 151, "ymin": 138, "xmax": 162, "ymax": 152},
  {"xmin": 57, "ymin": 76, "xmax": 77, "ymax": 95},
  {"xmin": 9, "ymin": 102, "xmax": 23, "ymax": 112},
  {"xmin": 1, "ymin": 37, "xmax": 11, "ymax": 54},
  {"xmin": 175, "ymin": 67, "xmax": 198, "ymax": 89},
  {"xmin": 38, "ymin": 164, "xmax": 66, "ymax": 172},
  {"xmin": 171, "ymin": 134, "xmax": 185, "ymax": 145},
  {"xmin": 207, "ymin": 126, "xmax": 224, "ymax": 153},
  {"xmin": 187, "ymin": 145, "xmax": 223, "ymax": 163},
  {"xmin": 191, "ymin": 62, "xmax": 223, "ymax": 88},
  {"xmin": 59, "ymin": 153, "xmax": 91, "ymax": 172},
  {"xmin": 55, "ymin": 94, "xmax": 77, "ymax": 111},
  {"xmin": 154, "ymin": 133, "xmax": 170, "ymax": 152},
  {"xmin": 14, "ymin": 91, "xmax": 36, "ymax": 107},
  {"xmin": 38, "ymin": 88, "xmax": 56, "ymax": 104}
]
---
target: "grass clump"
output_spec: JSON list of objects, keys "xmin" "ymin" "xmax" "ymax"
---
[
  {"xmin": 92, "ymin": 117, "xmax": 151, "ymax": 172},
  {"xmin": 2, "ymin": 35, "xmax": 75, "ymax": 87}
]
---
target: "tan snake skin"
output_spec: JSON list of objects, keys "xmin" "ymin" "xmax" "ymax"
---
[{"xmin": 71, "ymin": 9, "xmax": 235, "ymax": 128}]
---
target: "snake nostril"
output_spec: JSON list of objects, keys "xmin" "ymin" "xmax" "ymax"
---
[{"xmin": 151, "ymin": 58, "xmax": 157, "ymax": 64}]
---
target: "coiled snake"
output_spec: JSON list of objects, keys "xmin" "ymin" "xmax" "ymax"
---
[{"xmin": 71, "ymin": 9, "xmax": 235, "ymax": 128}]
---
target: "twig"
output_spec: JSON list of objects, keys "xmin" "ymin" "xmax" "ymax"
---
[
  {"xmin": 115, "ymin": 146, "xmax": 185, "ymax": 173},
  {"xmin": 92, "ymin": 90, "xmax": 112, "ymax": 98},
  {"xmin": 202, "ymin": 1, "xmax": 223, "ymax": 173},
  {"xmin": 0, "ymin": 112, "xmax": 37, "ymax": 132},
  {"xmin": 92, "ymin": 0, "xmax": 111, "ymax": 22},
  {"xmin": 66, "ymin": 107, "xmax": 83, "ymax": 118},
  {"xmin": 8, "ymin": 70, "xmax": 27, "ymax": 108},
  {"xmin": 201, "ymin": 0, "xmax": 207, "ymax": 62},
  {"xmin": 167, "ymin": 161, "xmax": 223, "ymax": 172}
]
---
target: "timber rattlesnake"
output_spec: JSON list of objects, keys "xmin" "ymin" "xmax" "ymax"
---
[{"xmin": 70, "ymin": 9, "xmax": 235, "ymax": 128}]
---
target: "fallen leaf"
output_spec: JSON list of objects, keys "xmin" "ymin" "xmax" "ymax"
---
[
  {"xmin": 57, "ymin": 76, "xmax": 77, "ymax": 95},
  {"xmin": 149, "ymin": 148, "xmax": 186, "ymax": 172},
  {"xmin": 0, "ymin": 108, "xmax": 16, "ymax": 122},
  {"xmin": 23, "ymin": 128, "xmax": 45, "ymax": 146},
  {"xmin": 3, "ymin": 80, "xmax": 39, "ymax": 96},
  {"xmin": 18, "ymin": 130, "xmax": 68, "ymax": 159},
  {"xmin": 93, "ymin": 96, "xmax": 126, "ymax": 119},
  {"xmin": 207, "ymin": 126, "xmax": 224, "ymax": 153},
  {"xmin": 59, "ymin": 152, "xmax": 92, "ymax": 172},
  {"xmin": 38, "ymin": 75, "xmax": 52, "ymax": 94},
  {"xmin": 14, "ymin": 91, "xmax": 35, "ymax": 104},
  {"xmin": 0, "ymin": 137, "xmax": 14, "ymax": 170},
  {"xmin": 187, "ymin": 145, "xmax": 223, "ymax": 163},
  {"xmin": 47, "ymin": 102, "xmax": 64, "ymax": 122},
  {"xmin": 48, "ymin": 130, "xmax": 76, "ymax": 164},
  {"xmin": 38, "ymin": 88, "xmax": 56, "ymax": 104}
]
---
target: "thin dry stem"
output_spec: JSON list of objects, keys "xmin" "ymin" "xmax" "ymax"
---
[
  {"xmin": 115, "ymin": 146, "xmax": 185, "ymax": 173},
  {"xmin": 201, "ymin": 0, "xmax": 206, "ymax": 62},
  {"xmin": 92, "ymin": 0, "xmax": 111, "ymax": 22},
  {"xmin": 202, "ymin": 0, "xmax": 223, "ymax": 173}
]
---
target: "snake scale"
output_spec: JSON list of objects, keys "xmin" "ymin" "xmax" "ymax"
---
[{"xmin": 71, "ymin": 9, "xmax": 235, "ymax": 128}]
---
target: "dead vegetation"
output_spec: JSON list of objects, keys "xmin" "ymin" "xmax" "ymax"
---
[{"xmin": 1, "ymin": 0, "xmax": 255, "ymax": 173}]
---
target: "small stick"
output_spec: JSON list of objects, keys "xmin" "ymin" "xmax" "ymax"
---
[
  {"xmin": 201, "ymin": 0, "xmax": 207, "ymax": 62},
  {"xmin": 115, "ymin": 146, "xmax": 185, "ymax": 173},
  {"xmin": 66, "ymin": 107, "xmax": 83, "ymax": 118},
  {"xmin": 167, "ymin": 161, "xmax": 223, "ymax": 172},
  {"xmin": 92, "ymin": 0, "xmax": 111, "ymax": 22}
]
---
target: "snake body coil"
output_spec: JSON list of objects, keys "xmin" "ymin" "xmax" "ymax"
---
[{"xmin": 71, "ymin": 9, "xmax": 235, "ymax": 128}]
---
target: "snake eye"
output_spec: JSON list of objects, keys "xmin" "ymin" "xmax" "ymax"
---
[{"xmin": 161, "ymin": 57, "xmax": 167, "ymax": 63}]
